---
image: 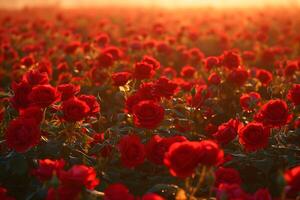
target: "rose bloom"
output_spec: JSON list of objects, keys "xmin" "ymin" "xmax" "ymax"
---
[
  {"xmin": 19, "ymin": 106, "xmax": 43, "ymax": 124},
  {"xmin": 133, "ymin": 62, "xmax": 155, "ymax": 80},
  {"xmin": 118, "ymin": 135, "xmax": 145, "ymax": 168},
  {"xmin": 287, "ymin": 84, "xmax": 300, "ymax": 105},
  {"xmin": 215, "ymin": 167, "xmax": 242, "ymax": 186},
  {"xmin": 61, "ymin": 97, "xmax": 90, "ymax": 122},
  {"xmin": 180, "ymin": 65, "xmax": 196, "ymax": 78},
  {"xmin": 255, "ymin": 99, "xmax": 292, "ymax": 127},
  {"xmin": 197, "ymin": 140, "xmax": 224, "ymax": 166},
  {"xmin": 221, "ymin": 51, "xmax": 241, "ymax": 69},
  {"xmin": 145, "ymin": 135, "xmax": 186, "ymax": 165},
  {"xmin": 142, "ymin": 55, "xmax": 160, "ymax": 70},
  {"xmin": 253, "ymin": 188, "xmax": 272, "ymax": 200},
  {"xmin": 227, "ymin": 67, "xmax": 249, "ymax": 86},
  {"xmin": 28, "ymin": 84, "xmax": 60, "ymax": 108},
  {"xmin": 111, "ymin": 72, "xmax": 132, "ymax": 86},
  {"xmin": 22, "ymin": 69, "xmax": 49, "ymax": 86},
  {"xmin": 256, "ymin": 69, "xmax": 273, "ymax": 86},
  {"xmin": 59, "ymin": 165, "xmax": 99, "ymax": 190},
  {"xmin": 284, "ymin": 166, "xmax": 300, "ymax": 198},
  {"xmin": 240, "ymin": 92, "xmax": 261, "ymax": 111},
  {"xmin": 204, "ymin": 56, "xmax": 219, "ymax": 71},
  {"xmin": 32, "ymin": 159, "xmax": 65, "ymax": 181},
  {"xmin": 10, "ymin": 81, "xmax": 32, "ymax": 109},
  {"xmin": 104, "ymin": 183, "xmax": 134, "ymax": 200},
  {"xmin": 153, "ymin": 76, "xmax": 178, "ymax": 99},
  {"xmin": 142, "ymin": 193, "xmax": 165, "ymax": 200},
  {"xmin": 6, "ymin": 118, "xmax": 41, "ymax": 153},
  {"xmin": 208, "ymin": 72, "xmax": 221, "ymax": 85},
  {"xmin": 57, "ymin": 84, "xmax": 80, "ymax": 101},
  {"xmin": 132, "ymin": 100, "xmax": 164, "ymax": 129},
  {"xmin": 78, "ymin": 95, "xmax": 100, "ymax": 116},
  {"xmin": 213, "ymin": 119, "xmax": 241, "ymax": 145},
  {"xmin": 238, "ymin": 122, "xmax": 270, "ymax": 152},
  {"xmin": 164, "ymin": 141, "xmax": 200, "ymax": 178}
]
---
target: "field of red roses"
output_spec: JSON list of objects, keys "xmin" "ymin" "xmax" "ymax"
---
[{"xmin": 0, "ymin": 6, "xmax": 299, "ymax": 200}]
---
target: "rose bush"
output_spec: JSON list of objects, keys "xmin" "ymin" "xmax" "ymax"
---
[{"xmin": 0, "ymin": 6, "xmax": 299, "ymax": 200}]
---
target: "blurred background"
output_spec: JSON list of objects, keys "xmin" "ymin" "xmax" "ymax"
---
[{"xmin": 0, "ymin": 0, "xmax": 299, "ymax": 9}]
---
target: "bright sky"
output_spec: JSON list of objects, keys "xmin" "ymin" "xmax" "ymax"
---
[{"xmin": 0, "ymin": 0, "xmax": 299, "ymax": 8}]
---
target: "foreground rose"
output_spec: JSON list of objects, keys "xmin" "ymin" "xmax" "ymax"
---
[
  {"xmin": 145, "ymin": 135, "xmax": 187, "ymax": 165},
  {"xmin": 118, "ymin": 135, "xmax": 145, "ymax": 168},
  {"xmin": 28, "ymin": 84, "xmax": 60, "ymax": 108},
  {"xmin": 61, "ymin": 97, "xmax": 90, "ymax": 122},
  {"xmin": 240, "ymin": 92, "xmax": 261, "ymax": 111},
  {"xmin": 197, "ymin": 140, "xmax": 224, "ymax": 166},
  {"xmin": 255, "ymin": 99, "xmax": 292, "ymax": 127},
  {"xmin": 104, "ymin": 183, "xmax": 135, "ymax": 200},
  {"xmin": 6, "ymin": 118, "xmax": 41, "ymax": 153},
  {"xmin": 59, "ymin": 165, "xmax": 99, "ymax": 190},
  {"xmin": 132, "ymin": 100, "xmax": 164, "ymax": 129},
  {"xmin": 213, "ymin": 119, "xmax": 241, "ymax": 145},
  {"xmin": 164, "ymin": 141, "xmax": 200, "ymax": 178},
  {"xmin": 0, "ymin": 187, "xmax": 15, "ymax": 200},
  {"xmin": 238, "ymin": 122, "xmax": 270, "ymax": 152}
]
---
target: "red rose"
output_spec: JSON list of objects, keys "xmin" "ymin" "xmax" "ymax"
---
[
  {"xmin": 118, "ymin": 135, "xmax": 145, "ymax": 168},
  {"xmin": 256, "ymin": 69, "xmax": 272, "ymax": 86},
  {"xmin": 240, "ymin": 92, "xmax": 261, "ymax": 111},
  {"xmin": 133, "ymin": 62, "xmax": 155, "ymax": 80},
  {"xmin": 208, "ymin": 72, "xmax": 221, "ymax": 85},
  {"xmin": 137, "ymin": 82, "xmax": 160, "ymax": 101},
  {"xmin": 104, "ymin": 183, "xmax": 134, "ymax": 200},
  {"xmin": 142, "ymin": 55, "xmax": 160, "ymax": 70},
  {"xmin": 145, "ymin": 135, "xmax": 186, "ymax": 165},
  {"xmin": 180, "ymin": 66, "xmax": 196, "ymax": 78},
  {"xmin": 125, "ymin": 93, "xmax": 143, "ymax": 113},
  {"xmin": 28, "ymin": 84, "xmax": 60, "ymax": 108},
  {"xmin": 284, "ymin": 166, "xmax": 300, "ymax": 198},
  {"xmin": 59, "ymin": 165, "xmax": 99, "ymax": 190},
  {"xmin": 288, "ymin": 84, "xmax": 300, "ymax": 105},
  {"xmin": 238, "ymin": 122, "xmax": 270, "ymax": 152},
  {"xmin": 284, "ymin": 61, "xmax": 298, "ymax": 77},
  {"xmin": 227, "ymin": 67, "xmax": 248, "ymax": 86},
  {"xmin": 62, "ymin": 98, "xmax": 90, "ymax": 122},
  {"xmin": 57, "ymin": 84, "xmax": 80, "ymax": 101},
  {"xmin": 221, "ymin": 51, "xmax": 241, "ymax": 69},
  {"xmin": 255, "ymin": 99, "xmax": 292, "ymax": 127},
  {"xmin": 95, "ymin": 33, "xmax": 110, "ymax": 47},
  {"xmin": 97, "ymin": 52, "xmax": 114, "ymax": 68},
  {"xmin": 64, "ymin": 41, "xmax": 80, "ymax": 54},
  {"xmin": 20, "ymin": 55, "xmax": 35, "ymax": 67},
  {"xmin": 111, "ymin": 72, "xmax": 132, "ymax": 86},
  {"xmin": 197, "ymin": 140, "xmax": 224, "ymax": 166},
  {"xmin": 6, "ymin": 118, "xmax": 41, "ymax": 153},
  {"xmin": 132, "ymin": 100, "xmax": 164, "ymax": 129},
  {"xmin": 78, "ymin": 95, "xmax": 100, "ymax": 116},
  {"xmin": 153, "ymin": 76, "xmax": 178, "ymax": 99},
  {"xmin": 253, "ymin": 188, "xmax": 272, "ymax": 200},
  {"xmin": 102, "ymin": 46, "xmax": 123, "ymax": 60},
  {"xmin": 215, "ymin": 167, "xmax": 242, "ymax": 186},
  {"xmin": 213, "ymin": 119, "xmax": 241, "ymax": 145},
  {"xmin": 164, "ymin": 141, "xmax": 200, "ymax": 178},
  {"xmin": 204, "ymin": 56, "xmax": 220, "ymax": 70},
  {"xmin": 22, "ymin": 70, "xmax": 49, "ymax": 86},
  {"xmin": 10, "ymin": 81, "xmax": 32, "ymax": 109},
  {"xmin": 32, "ymin": 159, "xmax": 65, "ymax": 181},
  {"xmin": 19, "ymin": 106, "xmax": 43, "ymax": 124},
  {"xmin": 142, "ymin": 193, "xmax": 165, "ymax": 200}
]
